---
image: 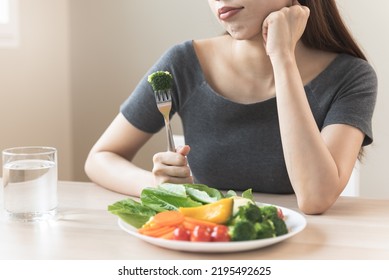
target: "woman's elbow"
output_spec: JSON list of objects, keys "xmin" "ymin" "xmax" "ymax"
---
[
  {"xmin": 297, "ymin": 199, "xmax": 332, "ymax": 215},
  {"xmin": 84, "ymin": 152, "xmax": 96, "ymax": 180},
  {"xmin": 295, "ymin": 187, "xmax": 339, "ymax": 215}
]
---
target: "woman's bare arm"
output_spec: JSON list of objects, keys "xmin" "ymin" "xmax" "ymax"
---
[
  {"xmin": 84, "ymin": 113, "xmax": 155, "ymax": 196},
  {"xmin": 85, "ymin": 113, "xmax": 192, "ymax": 196},
  {"xmin": 264, "ymin": 3, "xmax": 364, "ymax": 214}
]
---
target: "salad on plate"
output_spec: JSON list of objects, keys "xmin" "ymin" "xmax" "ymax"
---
[{"xmin": 108, "ymin": 183, "xmax": 290, "ymax": 243}]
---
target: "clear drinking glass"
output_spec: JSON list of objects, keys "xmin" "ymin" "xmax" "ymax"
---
[{"xmin": 2, "ymin": 146, "xmax": 58, "ymax": 222}]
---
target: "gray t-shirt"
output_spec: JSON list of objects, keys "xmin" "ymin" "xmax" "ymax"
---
[{"xmin": 121, "ymin": 40, "xmax": 377, "ymax": 193}]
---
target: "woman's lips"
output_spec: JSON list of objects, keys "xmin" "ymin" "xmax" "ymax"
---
[{"xmin": 218, "ymin": 6, "xmax": 243, "ymax": 20}]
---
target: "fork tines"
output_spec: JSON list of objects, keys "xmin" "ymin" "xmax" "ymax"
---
[{"xmin": 155, "ymin": 90, "xmax": 172, "ymax": 103}]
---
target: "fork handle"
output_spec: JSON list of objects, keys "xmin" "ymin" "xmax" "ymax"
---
[{"xmin": 164, "ymin": 118, "xmax": 175, "ymax": 152}]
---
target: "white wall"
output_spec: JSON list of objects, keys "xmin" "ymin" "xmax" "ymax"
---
[
  {"xmin": 337, "ymin": 0, "xmax": 389, "ymax": 198},
  {"xmin": 0, "ymin": 0, "xmax": 73, "ymax": 180}
]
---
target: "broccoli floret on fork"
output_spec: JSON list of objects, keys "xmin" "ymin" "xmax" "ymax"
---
[{"xmin": 147, "ymin": 71, "xmax": 173, "ymax": 92}]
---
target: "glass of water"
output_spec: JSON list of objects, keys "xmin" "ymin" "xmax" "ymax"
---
[{"xmin": 2, "ymin": 146, "xmax": 58, "ymax": 222}]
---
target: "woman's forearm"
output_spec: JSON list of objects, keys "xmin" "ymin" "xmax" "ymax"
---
[
  {"xmin": 272, "ymin": 56, "xmax": 340, "ymax": 213},
  {"xmin": 85, "ymin": 151, "xmax": 155, "ymax": 197}
]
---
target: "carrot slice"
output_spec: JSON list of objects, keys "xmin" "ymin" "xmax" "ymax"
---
[
  {"xmin": 182, "ymin": 221, "xmax": 196, "ymax": 231},
  {"xmin": 140, "ymin": 221, "xmax": 159, "ymax": 230},
  {"xmin": 160, "ymin": 230, "xmax": 175, "ymax": 240},
  {"xmin": 152, "ymin": 211, "xmax": 185, "ymax": 227},
  {"xmin": 139, "ymin": 211, "xmax": 224, "ymax": 239},
  {"xmin": 183, "ymin": 216, "xmax": 219, "ymax": 228},
  {"xmin": 139, "ymin": 226, "xmax": 175, "ymax": 237}
]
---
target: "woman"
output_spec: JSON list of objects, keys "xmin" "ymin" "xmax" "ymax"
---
[{"xmin": 85, "ymin": 0, "xmax": 377, "ymax": 214}]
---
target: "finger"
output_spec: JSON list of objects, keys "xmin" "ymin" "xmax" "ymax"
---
[
  {"xmin": 169, "ymin": 165, "xmax": 192, "ymax": 178},
  {"xmin": 153, "ymin": 151, "xmax": 188, "ymax": 166},
  {"xmin": 153, "ymin": 164, "xmax": 192, "ymax": 180},
  {"xmin": 261, "ymin": 14, "xmax": 273, "ymax": 55},
  {"xmin": 293, "ymin": 0, "xmax": 310, "ymax": 14},
  {"xmin": 160, "ymin": 175, "xmax": 194, "ymax": 185},
  {"xmin": 176, "ymin": 145, "xmax": 191, "ymax": 157},
  {"xmin": 291, "ymin": 0, "xmax": 310, "ymax": 16}
]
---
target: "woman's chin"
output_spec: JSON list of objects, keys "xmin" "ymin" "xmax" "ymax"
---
[{"xmin": 225, "ymin": 27, "xmax": 262, "ymax": 41}]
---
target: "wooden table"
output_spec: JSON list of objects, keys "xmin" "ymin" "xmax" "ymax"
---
[{"xmin": 1, "ymin": 181, "xmax": 388, "ymax": 260}]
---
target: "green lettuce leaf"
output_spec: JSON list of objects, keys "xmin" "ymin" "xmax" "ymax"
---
[
  {"xmin": 108, "ymin": 198, "xmax": 156, "ymax": 228},
  {"xmin": 184, "ymin": 184, "xmax": 224, "ymax": 204},
  {"xmin": 140, "ymin": 188, "xmax": 202, "ymax": 212},
  {"xmin": 157, "ymin": 183, "xmax": 187, "ymax": 197},
  {"xmin": 225, "ymin": 190, "xmax": 237, "ymax": 198},
  {"xmin": 242, "ymin": 188, "xmax": 254, "ymax": 201}
]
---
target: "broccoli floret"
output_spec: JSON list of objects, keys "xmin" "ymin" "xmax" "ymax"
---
[
  {"xmin": 235, "ymin": 203, "xmax": 262, "ymax": 223},
  {"xmin": 227, "ymin": 203, "xmax": 288, "ymax": 241},
  {"xmin": 261, "ymin": 205, "xmax": 288, "ymax": 236},
  {"xmin": 254, "ymin": 220, "xmax": 276, "ymax": 239},
  {"xmin": 271, "ymin": 217, "xmax": 288, "ymax": 236},
  {"xmin": 147, "ymin": 71, "xmax": 173, "ymax": 92},
  {"xmin": 229, "ymin": 220, "xmax": 257, "ymax": 241},
  {"xmin": 261, "ymin": 205, "xmax": 278, "ymax": 219}
]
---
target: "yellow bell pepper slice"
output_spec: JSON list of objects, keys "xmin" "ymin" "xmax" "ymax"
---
[{"xmin": 178, "ymin": 197, "xmax": 233, "ymax": 224}]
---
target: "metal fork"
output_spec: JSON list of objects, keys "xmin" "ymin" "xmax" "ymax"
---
[{"xmin": 155, "ymin": 89, "xmax": 175, "ymax": 152}]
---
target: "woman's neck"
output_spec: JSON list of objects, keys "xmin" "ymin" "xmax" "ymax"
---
[{"xmin": 227, "ymin": 36, "xmax": 274, "ymax": 80}]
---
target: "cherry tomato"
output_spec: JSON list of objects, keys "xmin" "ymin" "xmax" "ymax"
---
[
  {"xmin": 190, "ymin": 225, "xmax": 212, "ymax": 242},
  {"xmin": 277, "ymin": 208, "xmax": 284, "ymax": 219},
  {"xmin": 173, "ymin": 226, "xmax": 190, "ymax": 241},
  {"xmin": 211, "ymin": 225, "xmax": 230, "ymax": 242}
]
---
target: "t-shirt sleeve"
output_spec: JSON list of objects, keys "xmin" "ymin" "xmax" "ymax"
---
[
  {"xmin": 322, "ymin": 59, "xmax": 378, "ymax": 146},
  {"xmin": 120, "ymin": 44, "xmax": 183, "ymax": 134}
]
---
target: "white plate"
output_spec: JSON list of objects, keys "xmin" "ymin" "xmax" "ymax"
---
[{"xmin": 118, "ymin": 204, "xmax": 306, "ymax": 253}]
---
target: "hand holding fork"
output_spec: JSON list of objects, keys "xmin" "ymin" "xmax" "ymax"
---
[{"xmin": 148, "ymin": 71, "xmax": 193, "ymax": 184}]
